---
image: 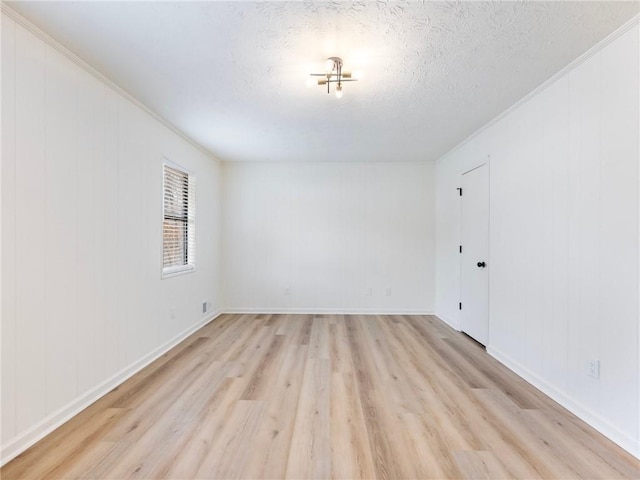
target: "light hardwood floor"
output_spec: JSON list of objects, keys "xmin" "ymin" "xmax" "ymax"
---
[{"xmin": 2, "ymin": 314, "xmax": 639, "ymax": 479}]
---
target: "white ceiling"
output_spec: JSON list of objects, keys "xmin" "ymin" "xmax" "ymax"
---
[{"xmin": 8, "ymin": 1, "xmax": 639, "ymax": 162}]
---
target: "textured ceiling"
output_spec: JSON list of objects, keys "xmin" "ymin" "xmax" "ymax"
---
[{"xmin": 8, "ymin": 1, "xmax": 639, "ymax": 162}]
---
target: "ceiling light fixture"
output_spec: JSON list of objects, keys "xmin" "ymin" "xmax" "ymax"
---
[{"xmin": 309, "ymin": 57, "xmax": 358, "ymax": 98}]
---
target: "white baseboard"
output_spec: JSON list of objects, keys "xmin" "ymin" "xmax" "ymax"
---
[
  {"xmin": 433, "ymin": 313, "xmax": 460, "ymax": 331},
  {"xmin": 487, "ymin": 346, "xmax": 640, "ymax": 460},
  {"xmin": 221, "ymin": 307, "xmax": 434, "ymax": 316},
  {"xmin": 0, "ymin": 310, "xmax": 222, "ymax": 467}
]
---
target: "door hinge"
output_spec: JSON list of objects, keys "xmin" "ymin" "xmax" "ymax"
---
[
  {"xmin": 459, "ymin": 245, "xmax": 462, "ymax": 253},
  {"xmin": 459, "ymin": 302, "xmax": 462, "ymax": 310},
  {"xmin": 457, "ymin": 187, "xmax": 462, "ymax": 196}
]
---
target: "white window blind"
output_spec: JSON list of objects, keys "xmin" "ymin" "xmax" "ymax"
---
[{"xmin": 162, "ymin": 163, "xmax": 195, "ymax": 276}]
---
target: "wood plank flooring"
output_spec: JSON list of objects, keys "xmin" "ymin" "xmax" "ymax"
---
[{"xmin": 2, "ymin": 314, "xmax": 639, "ymax": 479}]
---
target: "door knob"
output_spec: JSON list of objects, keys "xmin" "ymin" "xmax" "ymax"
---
[{"xmin": 477, "ymin": 261, "xmax": 486, "ymax": 268}]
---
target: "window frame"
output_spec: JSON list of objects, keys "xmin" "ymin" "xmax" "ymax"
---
[{"xmin": 161, "ymin": 159, "xmax": 196, "ymax": 279}]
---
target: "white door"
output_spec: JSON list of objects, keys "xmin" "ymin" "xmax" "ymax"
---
[{"xmin": 460, "ymin": 163, "xmax": 489, "ymax": 346}]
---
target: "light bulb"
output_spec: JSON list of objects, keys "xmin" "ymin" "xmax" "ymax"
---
[
  {"xmin": 335, "ymin": 85, "xmax": 343, "ymax": 99},
  {"xmin": 325, "ymin": 58, "xmax": 335, "ymax": 73}
]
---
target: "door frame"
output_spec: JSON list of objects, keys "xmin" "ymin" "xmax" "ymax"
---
[{"xmin": 459, "ymin": 157, "xmax": 491, "ymax": 346}]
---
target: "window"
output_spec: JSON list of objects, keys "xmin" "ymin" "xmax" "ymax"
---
[{"xmin": 162, "ymin": 162, "xmax": 195, "ymax": 277}]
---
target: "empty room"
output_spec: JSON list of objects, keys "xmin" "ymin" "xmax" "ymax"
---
[{"xmin": 1, "ymin": 1, "xmax": 639, "ymax": 479}]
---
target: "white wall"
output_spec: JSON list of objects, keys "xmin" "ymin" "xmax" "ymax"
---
[
  {"xmin": 1, "ymin": 12, "xmax": 222, "ymax": 464},
  {"xmin": 436, "ymin": 22, "xmax": 640, "ymax": 457},
  {"xmin": 222, "ymin": 161, "xmax": 435, "ymax": 313}
]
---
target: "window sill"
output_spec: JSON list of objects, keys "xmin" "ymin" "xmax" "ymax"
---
[{"xmin": 162, "ymin": 265, "xmax": 196, "ymax": 279}]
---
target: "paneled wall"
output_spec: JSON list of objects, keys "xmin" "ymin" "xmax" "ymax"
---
[
  {"xmin": 1, "ymin": 13, "xmax": 222, "ymax": 463},
  {"xmin": 222, "ymin": 161, "xmax": 435, "ymax": 313},
  {"xmin": 435, "ymin": 23, "xmax": 639, "ymax": 456}
]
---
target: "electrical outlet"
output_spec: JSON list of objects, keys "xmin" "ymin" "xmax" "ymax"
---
[
  {"xmin": 283, "ymin": 287, "xmax": 291, "ymax": 296},
  {"xmin": 588, "ymin": 359, "xmax": 600, "ymax": 379},
  {"xmin": 365, "ymin": 287, "xmax": 373, "ymax": 296},
  {"xmin": 385, "ymin": 287, "xmax": 392, "ymax": 297},
  {"xmin": 202, "ymin": 301, "xmax": 209, "ymax": 314}
]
